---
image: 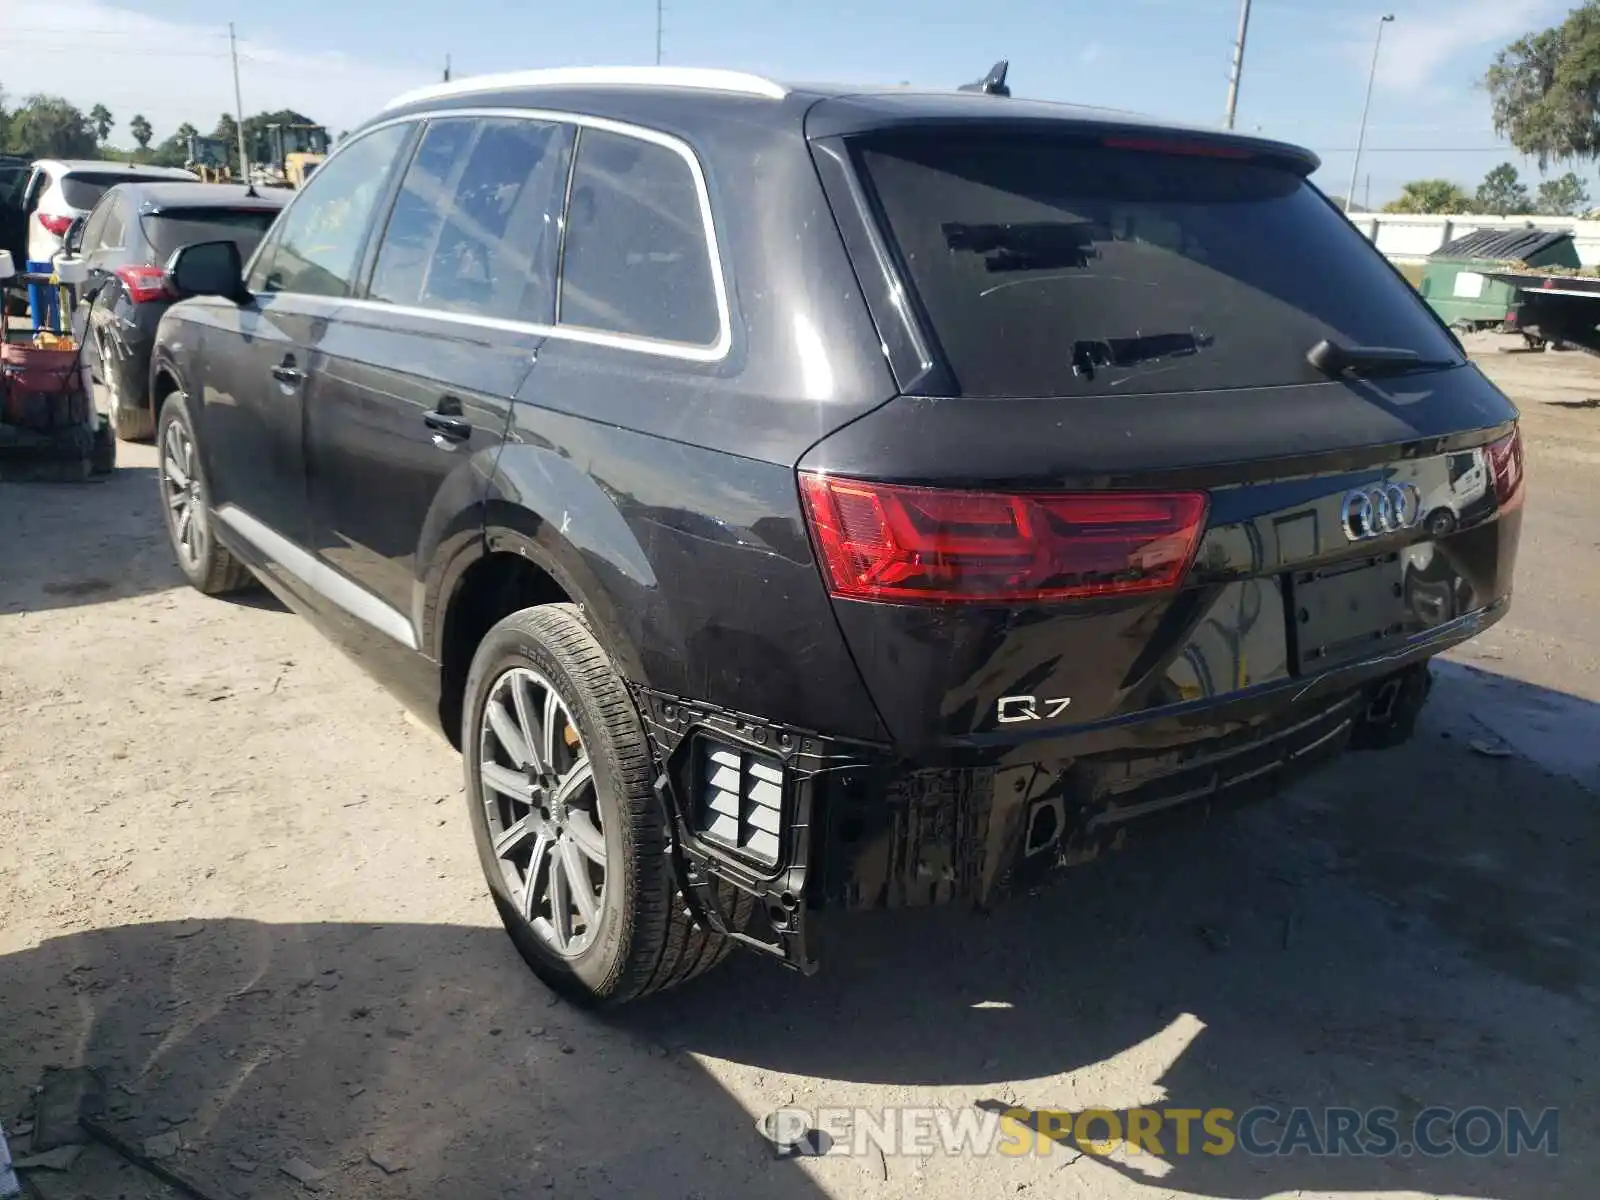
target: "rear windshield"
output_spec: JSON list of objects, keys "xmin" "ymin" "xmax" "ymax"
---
[
  {"xmin": 141, "ymin": 209, "xmax": 280, "ymax": 259},
  {"xmin": 851, "ymin": 131, "xmax": 1461, "ymax": 397},
  {"xmin": 61, "ymin": 172, "xmax": 160, "ymax": 210}
]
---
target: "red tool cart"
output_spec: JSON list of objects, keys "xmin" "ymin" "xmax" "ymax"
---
[{"xmin": 0, "ymin": 249, "xmax": 115, "ymax": 481}]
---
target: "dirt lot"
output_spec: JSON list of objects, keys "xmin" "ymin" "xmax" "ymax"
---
[{"xmin": 2, "ymin": 336, "xmax": 1597, "ymax": 1200}]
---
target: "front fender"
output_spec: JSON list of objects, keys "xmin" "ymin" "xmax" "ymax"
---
[{"xmin": 477, "ymin": 442, "xmax": 662, "ymax": 685}]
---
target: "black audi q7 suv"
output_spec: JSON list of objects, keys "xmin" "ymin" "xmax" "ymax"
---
[{"xmin": 149, "ymin": 66, "xmax": 1525, "ymax": 1006}]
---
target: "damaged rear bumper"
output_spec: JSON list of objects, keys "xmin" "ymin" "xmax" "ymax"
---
[{"xmin": 633, "ymin": 601, "xmax": 1496, "ymax": 974}]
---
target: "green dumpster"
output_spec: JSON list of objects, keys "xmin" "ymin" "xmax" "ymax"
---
[{"xmin": 1418, "ymin": 228, "xmax": 1581, "ymax": 331}]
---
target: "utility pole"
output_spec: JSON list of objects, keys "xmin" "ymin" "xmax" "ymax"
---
[
  {"xmin": 1365, "ymin": 174, "xmax": 1371, "ymax": 211},
  {"xmin": 1346, "ymin": 14, "xmax": 1395, "ymax": 215},
  {"xmin": 229, "ymin": 23, "xmax": 249, "ymax": 182},
  {"xmin": 1223, "ymin": 0, "xmax": 1252, "ymax": 130},
  {"xmin": 444, "ymin": 53, "xmax": 451, "ymax": 82},
  {"xmin": 656, "ymin": 0, "xmax": 664, "ymax": 65}
]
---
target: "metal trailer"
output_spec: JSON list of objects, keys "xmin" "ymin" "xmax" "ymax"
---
[{"xmin": 1487, "ymin": 269, "xmax": 1600, "ymax": 358}]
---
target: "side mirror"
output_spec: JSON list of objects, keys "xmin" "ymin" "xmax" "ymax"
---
[
  {"xmin": 64, "ymin": 216, "xmax": 86, "ymax": 255},
  {"xmin": 168, "ymin": 239, "xmax": 245, "ymax": 301}
]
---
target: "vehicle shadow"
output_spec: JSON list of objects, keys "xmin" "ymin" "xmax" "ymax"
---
[
  {"xmin": 628, "ymin": 664, "xmax": 1599, "ymax": 1198},
  {"xmin": 0, "ymin": 918, "xmax": 828, "ymax": 1200},
  {"xmin": 0, "ymin": 462, "xmax": 288, "ymax": 617},
  {"xmin": 3, "ymin": 634, "xmax": 1592, "ymax": 1199},
  {"xmin": 0, "ymin": 466, "xmax": 182, "ymax": 614}
]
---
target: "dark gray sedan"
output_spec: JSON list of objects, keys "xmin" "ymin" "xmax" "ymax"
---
[{"xmin": 70, "ymin": 182, "xmax": 287, "ymax": 439}]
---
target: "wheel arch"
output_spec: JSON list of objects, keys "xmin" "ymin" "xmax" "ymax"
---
[
  {"xmin": 475, "ymin": 502, "xmax": 654, "ymax": 684},
  {"xmin": 430, "ymin": 448, "xmax": 668, "ymax": 746},
  {"xmin": 148, "ymin": 353, "xmax": 184, "ymax": 421}
]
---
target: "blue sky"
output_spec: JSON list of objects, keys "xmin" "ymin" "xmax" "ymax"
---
[{"xmin": 1, "ymin": 0, "xmax": 1579, "ymax": 206}]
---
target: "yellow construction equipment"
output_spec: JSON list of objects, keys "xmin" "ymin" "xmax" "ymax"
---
[
  {"xmin": 186, "ymin": 135, "xmax": 236, "ymax": 184},
  {"xmin": 255, "ymin": 124, "xmax": 330, "ymax": 189}
]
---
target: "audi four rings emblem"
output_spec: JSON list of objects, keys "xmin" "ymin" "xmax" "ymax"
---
[{"xmin": 1340, "ymin": 482, "xmax": 1421, "ymax": 541}]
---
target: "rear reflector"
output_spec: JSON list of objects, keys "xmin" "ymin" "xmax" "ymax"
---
[
  {"xmin": 38, "ymin": 213, "xmax": 73, "ymax": 236},
  {"xmin": 116, "ymin": 265, "xmax": 175, "ymax": 304},
  {"xmin": 1486, "ymin": 426, "xmax": 1524, "ymax": 507},
  {"xmin": 798, "ymin": 473, "xmax": 1208, "ymax": 603}
]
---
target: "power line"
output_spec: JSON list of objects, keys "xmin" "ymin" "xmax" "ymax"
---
[
  {"xmin": 4, "ymin": 39, "xmax": 233, "ymax": 58},
  {"xmin": 4, "ymin": 24, "xmax": 229, "ymax": 37}
]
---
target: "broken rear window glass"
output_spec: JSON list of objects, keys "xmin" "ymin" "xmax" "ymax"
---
[{"xmin": 852, "ymin": 131, "xmax": 1460, "ymax": 397}]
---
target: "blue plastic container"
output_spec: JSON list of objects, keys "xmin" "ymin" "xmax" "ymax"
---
[{"xmin": 26, "ymin": 260, "xmax": 60, "ymax": 333}]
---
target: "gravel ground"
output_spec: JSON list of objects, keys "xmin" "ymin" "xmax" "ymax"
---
[{"xmin": 1, "ymin": 334, "xmax": 1596, "ymax": 1200}]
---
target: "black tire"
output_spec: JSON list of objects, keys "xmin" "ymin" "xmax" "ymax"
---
[
  {"xmin": 99, "ymin": 331, "xmax": 155, "ymax": 441},
  {"xmin": 155, "ymin": 392, "xmax": 253, "ymax": 595},
  {"xmin": 463, "ymin": 604, "xmax": 751, "ymax": 1007},
  {"xmin": 1424, "ymin": 508, "xmax": 1457, "ymax": 538},
  {"xmin": 89, "ymin": 416, "xmax": 116, "ymax": 475}
]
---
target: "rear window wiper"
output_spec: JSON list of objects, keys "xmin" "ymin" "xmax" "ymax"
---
[{"xmin": 1306, "ymin": 338, "xmax": 1458, "ymax": 378}]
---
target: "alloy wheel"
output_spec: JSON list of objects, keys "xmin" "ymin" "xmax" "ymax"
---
[
  {"xmin": 98, "ymin": 333, "xmax": 120, "ymax": 411},
  {"xmin": 160, "ymin": 419, "xmax": 207, "ymax": 570},
  {"xmin": 479, "ymin": 667, "xmax": 608, "ymax": 958}
]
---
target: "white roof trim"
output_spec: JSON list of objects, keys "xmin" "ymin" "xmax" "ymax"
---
[{"xmin": 384, "ymin": 67, "xmax": 788, "ymax": 111}]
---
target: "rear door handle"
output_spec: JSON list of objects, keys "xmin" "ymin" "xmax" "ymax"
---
[
  {"xmin": 424, "ymin": 410, "xmax": 472, "ymax": 442},
  {"xmin": 271, "ymin": 363, "xmax": 304, "ymax": 386}
]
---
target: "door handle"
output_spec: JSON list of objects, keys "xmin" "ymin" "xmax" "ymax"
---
[
  {"xmin": 271, "ymin": 362, "xmax": 305, "ymax": 386},
  {"xmin": 424, "ymin": 410, "xmax": 472, "ymax": 442}
]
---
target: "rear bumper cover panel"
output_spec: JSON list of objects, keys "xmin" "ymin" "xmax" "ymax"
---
[{"xmin": 635, "ymin": 597, "xmax": 1503, "ymax": 970}]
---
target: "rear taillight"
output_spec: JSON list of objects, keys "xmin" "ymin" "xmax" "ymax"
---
[
  {"xmin": 116, "ymin": 265, "xmax": 175, "ymax": 304},
  {"xmin": 1486, "ymin": 426, "xmax": 1525, "ymax": 507},
  {"xmin": 798, "ymin": 473, "xmax": 1208, "ymax": 604},
  {"xmin": 38, "ymin": 213, "xmax": 73, "ymax": 236}
]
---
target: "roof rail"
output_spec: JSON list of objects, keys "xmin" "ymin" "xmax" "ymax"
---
[{"xmin": 384, "ymin": 66, "xmax": 789, "ymax": 111}]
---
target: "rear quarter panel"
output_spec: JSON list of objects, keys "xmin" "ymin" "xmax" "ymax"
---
[{"xmin": 471, "ymin": 92, "xmax": 899, "ymax": 742}]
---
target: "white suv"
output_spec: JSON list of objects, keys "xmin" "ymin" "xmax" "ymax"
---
[{"xmin": 21, "ymin": 160, "xmax": 198, "ymax": 265}]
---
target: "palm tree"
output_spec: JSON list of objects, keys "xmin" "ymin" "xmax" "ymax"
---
[
  {"xmin": 89, "ymin": 104, "xmax": 114, "ymax": 145},
  {"xmin": 129, "ymin": 113, "xmax": 153, "ymax": 150}
]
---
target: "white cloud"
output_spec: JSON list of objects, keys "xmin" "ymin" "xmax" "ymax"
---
[
  {"xmin": 1080, "ymin": 42, "xmax": 1106, "ymax": 66},
  {"xmin": 0, "ymin": 0, "xmax": 431, "ymax": 142},
  {"xmin": 1366, "ymin": 0, "xmax": 1563, "ymax": 95}
]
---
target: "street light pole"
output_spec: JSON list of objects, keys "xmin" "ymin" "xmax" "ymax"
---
[
  {"xmin": 229, "ymin": 23, "xmax": 249, "ymax": 184},
  {"xmin": 1346, "ymin": 14, "xmax": 1394, "ymax": 214},
  {"xmin": 1223, "ymin": 0, "xmax": 1252, "ymax": 130}
]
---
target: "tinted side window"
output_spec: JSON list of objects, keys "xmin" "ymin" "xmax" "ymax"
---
[
  {"xmin": 98, "ymin": 197, "xmax": 127, "ymax": 249},
  {"xmin": 558, "ymin": 128, "xmax": 719, "ymax": 347},
  {"xmin": 369, "ymin": 117, "xmax": 569, "ymax": 322},
  {"xmin": 246, "ymin": 124, "xmax": 411, "ymax": 298},
  {"xmin": 79, "ymin": 198, "xmax": 112, "ymax": 252},
  {"xmin": 0, "ymin": 165, "xmax": 28, "ymax": 207}
]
